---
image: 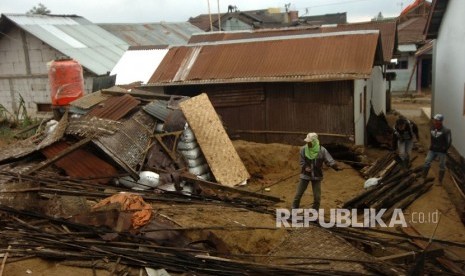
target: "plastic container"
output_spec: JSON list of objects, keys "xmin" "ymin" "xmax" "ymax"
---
[{"xmin": 48, "ymin": 58, "xmax": 84, "ymax": 106}]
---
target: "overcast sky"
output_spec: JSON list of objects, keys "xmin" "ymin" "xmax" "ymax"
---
[{"xmin": 1, "ymin": 0, "xmax": 419, "ymax": 23}]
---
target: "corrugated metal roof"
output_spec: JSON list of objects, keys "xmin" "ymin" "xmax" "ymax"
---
[
  {"xmin": 415, "ymin": 40, "xmax": 433, "ymax": 56},
  {"xmin": 110, "ymin": 48, "xmax": 168, "ymax": 85},
  {"xmin": 86, "ymin": 94, "xmax": 140, "ymax": 120},
  {"xmin": 398, "ymin": 17, "xmax": 427, "ymax": 44},
  {"xmin": 149, "ymin": 31, "xmax": 382, "ymax": 85},
  {"xmin": 70, "ymin": 91, "xmax": 112, "ymax": 109},
  {"xmin": 3, "ymin": 14, "xmax": 129, "ymax": 75},
  {"xmin": 143, "ymin": 100, "xmax": 171, "ymax": 121},
  {"xmin": 188, "ymin": 21, "xmax": 397, "ymax": 63},
  {"xmin": 41, "ymin": 141, "xmax": 118, "ymax": 184},
  {"xmin": 425, "ymin": 0, "xmax": 449, "ymax": 39},
  {"xmin": 99, "ymin": 22, "xmax": 203, "ymax": 46}
]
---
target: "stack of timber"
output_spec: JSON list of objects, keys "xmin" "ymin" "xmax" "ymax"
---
[{"xmin": 345, "ymin": 153, "xmax": 434, "ymax": 219}]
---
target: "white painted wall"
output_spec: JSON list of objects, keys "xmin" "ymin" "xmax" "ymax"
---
[
  {"xmin": 432, "ymin": 0, "xmax": 465, "ymax": 157},
  {"xmin": 388, "ymin": 53, "xmax": 417, "ymax": 93},
  {"xmin": 366, "ymin": 66, "xmax": 386, "ymax": 115},
  {"xmin": 353, "ymin": 66, "xmax": 386, "ymax": 145}
]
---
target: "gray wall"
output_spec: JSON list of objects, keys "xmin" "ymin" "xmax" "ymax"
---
[
  {"xmin": 0, "ymin": 26, "xmax": 92, "ymax": 118},
  {"xmin": 387, "ymin": 53, "xmax": 417, "ymax": 93}
]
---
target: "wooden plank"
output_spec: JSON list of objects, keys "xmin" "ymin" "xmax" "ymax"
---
[
  {"xmin": 179, "ymin": 93, "xmax": 250, "ymax": 186},
  {"xmin": 0, "ymin": 245, "xmax": 11, "ymax": 276},
  {"xmin": 377, "ymin": 249, "xmax": 443, "ymax": 262},
  {"xmin": 402, "ymin": 226, "xmax": 465, "ymax": 274},
  {"xmin": 180, "ymin": 172, "xmax": 281, "ymax": 203}
]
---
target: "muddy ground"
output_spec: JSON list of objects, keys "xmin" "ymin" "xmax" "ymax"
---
[{"xmin": 2, "ymin": 98, "xmax": 465, "ymax": 275}]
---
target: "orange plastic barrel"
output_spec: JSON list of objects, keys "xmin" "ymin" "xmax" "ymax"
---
[{"xmin": 48, "ymin": 58, "xmax": 84, "ymax": 106}]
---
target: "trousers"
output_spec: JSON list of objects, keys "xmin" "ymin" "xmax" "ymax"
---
[{"xmin": 292, "ymin": 178, "xmax": 321, "ymax": 210}]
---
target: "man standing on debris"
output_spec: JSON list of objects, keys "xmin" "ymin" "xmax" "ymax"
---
[
  {"xmin": 422, "ymin": 114, "xmax": 452, "ymax": 184},
  {"xmin": 292, "ymin": 132, "xmax": 341, "ymax": 210},
  {"xmin": 393, "ymin": 115, "xmax": 419, "ymax": 169}
]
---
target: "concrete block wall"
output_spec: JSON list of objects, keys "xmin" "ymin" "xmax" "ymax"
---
[
  {"xmin": 0, "ymin": 26, "xmax": 93, "ymax": 118},
  {"xmin": 26, "ymin": 32, "xmax": 61, "ymax": 75},
  {"xmin": 0, "ymin": 28, "xmax": 27, "ymax": 76}
]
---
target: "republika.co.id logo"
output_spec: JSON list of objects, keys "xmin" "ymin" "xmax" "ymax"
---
[{"xmin": 276, "ymin": 208, "xmax": 411, "ymax": 228}]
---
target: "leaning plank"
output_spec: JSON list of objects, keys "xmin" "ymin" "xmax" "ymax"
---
[
  {"xmin": 179, "ymin": 93, "xmax": 250, "ymax": 186},
  {"xmin": 0, "ymin": 245, "xmax": 11, "ymax": 276}
]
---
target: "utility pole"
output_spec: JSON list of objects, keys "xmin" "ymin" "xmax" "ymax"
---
[
  {"xmin": 217, "ymin": 0, "xmax": 221, "ymax": 31},
  {"xmin": 207, "ymin": 0, "xmax": 213, "ymax": 31}
]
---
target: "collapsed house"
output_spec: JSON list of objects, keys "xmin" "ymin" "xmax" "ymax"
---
[{"xmin": 0, "ymin": 89, "xmax": 250, "ymax": 189}]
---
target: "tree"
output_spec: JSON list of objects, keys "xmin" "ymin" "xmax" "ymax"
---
[
  {"xmin": 372, "ymin": 12, "xmax": 384, "ymax": 21},
  {"xmin": 27, "ymin": 3, "xmax": 51, "ymax": 15}
]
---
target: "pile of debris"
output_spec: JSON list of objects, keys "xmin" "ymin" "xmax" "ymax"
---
[
  {"xmin": 344, "ymin": 152, "xmax": 434, "ymax": 218},
  {"xmin": 0, "ymin": 88, "xmax": 292, "ymax": 273},
  {"xmin": 0, "ymin": 88, "xmax": 260, "ymax": 197}
]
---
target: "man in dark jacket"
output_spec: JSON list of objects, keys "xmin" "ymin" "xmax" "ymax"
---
[
  {"xmin": 393, "ymin": 115, "xmax": 419, "ymax": 169},
  {"xmin": 291, "ymin": 132, "xmax": 341, "ymax": 210},
  {"xmin": 422, "ymin": 114, "xmax": 452, "ymax": 184}
]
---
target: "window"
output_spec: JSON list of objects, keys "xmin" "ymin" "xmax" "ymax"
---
[
  {"xmin": 387, "ymin": 59, "xmax": 409, "ymax": 70},
  {"xmin": 37, "ymin": 103, "xmax": 52, "ymax": 112}
]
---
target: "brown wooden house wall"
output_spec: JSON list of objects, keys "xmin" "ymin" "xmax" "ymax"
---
[{"xmin": 164, "ymin": 80, "xmax": 354, "ymax": 145}]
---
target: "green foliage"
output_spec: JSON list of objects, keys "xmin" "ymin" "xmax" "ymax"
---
[
  {"xmin": 27, "ymin": 3, "xmax": 51, "ymax": 15},
  {"xmin": 0, "ymin": 93, "xmax": 33, "ymax": 128}
]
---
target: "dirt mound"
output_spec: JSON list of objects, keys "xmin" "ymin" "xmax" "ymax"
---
[{"xmin": 233, "ymin": 140, "xmax": 300, "ymax": 178}]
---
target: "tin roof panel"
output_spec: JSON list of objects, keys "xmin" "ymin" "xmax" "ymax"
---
[
  {"xmin": 150, "ymin": 32, "xmax": 380, "ymax": 85},
  {"xmin": 3, "ymin": 14, "xmax": 129, "ymax": 75}
]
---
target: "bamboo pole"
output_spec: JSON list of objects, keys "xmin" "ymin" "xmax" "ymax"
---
[{"xmin": 0, "ymin": 245, "xmax": 11, "ymax": 276}]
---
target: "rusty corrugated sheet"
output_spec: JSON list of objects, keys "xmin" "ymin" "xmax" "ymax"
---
[
  {"xmin": 189, "ymin": 21, "xmax": 397, "ymax": 63},
  {"xmin": 150, "ymin": 32, "xmax": 380, "ymax": 85},
  {"xmin": 398, "ymin": 17, "xmax": 428, "ymax": 44},
  {"xmin": 93, "ymin": 110, "xmax": 156, "ymax": 178},
  {"xmin": 41, "ymin": 141, "xmax": 118, "ymax": 184},
  {"xmin": 70, "ymin": 91, "xmax": 112, "ymax": 110},
  {"xmin": 321, "ymin": 21, "xmax": 397, "ymax": 63},
  {"xmin": 86, "ymin": 94, "xmax": 141, "ymax": 121}
]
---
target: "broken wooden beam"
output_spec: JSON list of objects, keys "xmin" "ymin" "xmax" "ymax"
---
[
  {"xmin": 377, "ymin": 248, "xmax": 444, "ymax": 262},
  {"xmin": 402, "ymin": 226, "xmax": 465, "ymax": 274},
  {"xmin": 180, "ymin": 172, "xmax": 281, "ymax": 203}
]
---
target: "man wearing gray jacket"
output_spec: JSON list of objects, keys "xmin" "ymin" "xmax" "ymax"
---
[{"xmin": 292, "ymin": 132, "xmax": 341, "ymax": 210}]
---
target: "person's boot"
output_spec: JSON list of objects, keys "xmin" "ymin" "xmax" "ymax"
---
[
  {"xmin": 422, "ymin": 167, "xmax": 429, "ymax": 179},
  {"xmin": 402, "ymin": 158, "xmax": 409, "ymax": 170},
  {"xmin": 438, "ymin": 170, "xmax": 445, "ymax": 185}
]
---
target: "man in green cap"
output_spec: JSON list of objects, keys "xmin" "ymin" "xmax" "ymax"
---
[{"xmin": 292, "ymin": 132, "xmax": 341, "ymax": 210}]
